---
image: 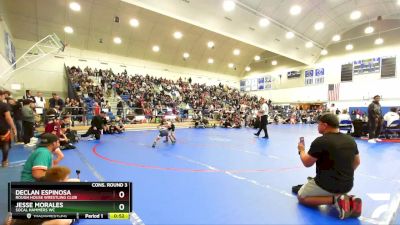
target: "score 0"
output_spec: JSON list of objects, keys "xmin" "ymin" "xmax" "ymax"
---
[{"xmin": 118, "ymin": 190, "xmax": 125, "ymax": 199}]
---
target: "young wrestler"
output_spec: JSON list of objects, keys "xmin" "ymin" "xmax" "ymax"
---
[
  {"xmin": 152, "ymin": 121, "xmax": 173, "ymax": 148},
  {"xmin": 164, "ymin": 120, "xmax": 176, "ymax": 143}
]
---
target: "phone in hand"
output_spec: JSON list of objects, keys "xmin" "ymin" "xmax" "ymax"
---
[{"xmin": 299, "ymin": 137, "xmax": 305, "ymax": 145}]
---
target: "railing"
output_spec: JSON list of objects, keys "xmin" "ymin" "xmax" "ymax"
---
[{"xmin": 41, "ymin": 105, "xmax": 223, "ymax": 126}]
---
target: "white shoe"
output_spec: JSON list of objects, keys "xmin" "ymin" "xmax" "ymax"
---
[
  {"xmin": 375, "ymin": 138, "xmax": 382, "ymax": 142},
  {"xmin": 368, "ymin": 139, "xmax": 376, "ymax": 143},
  {"xmin": 87, "ymin": 137, "xmax": 95, "ymax": 141}
]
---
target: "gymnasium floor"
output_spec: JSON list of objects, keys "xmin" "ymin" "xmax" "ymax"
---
[{"xmin": 1, "ymin": 124, "xmax": 400, "ymax": 225}]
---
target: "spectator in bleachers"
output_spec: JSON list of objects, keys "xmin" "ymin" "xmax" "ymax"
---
[
  {"xmin": 117, "ymin": 100, "xmax": 124, "ymax": 117},
  {"xmin": 49, "ymin": 92, "xmax": 65, "ymax": 111},
  {"xmin": 93, "ymin": 102, "xmax": 101, "ymax": 116},
  {"xmin": 104, "ymin": 100, "xmax": 111, "ymax": 112},
  {"xmin": 384, "ymin": 107, "xmax": 399, "ymax": 127}
]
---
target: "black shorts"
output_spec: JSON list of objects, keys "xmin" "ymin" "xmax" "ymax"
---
[{"xmin": 159, "ymin": 130, "xmax": 168, "ymax": 137}]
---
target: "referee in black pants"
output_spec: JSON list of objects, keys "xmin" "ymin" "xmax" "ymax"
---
[{"xmin": 254, "ymin": 99, "xmax": 269, "ymax": 139}]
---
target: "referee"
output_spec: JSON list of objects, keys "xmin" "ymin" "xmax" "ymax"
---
[{"xmin": 254, "ymin": 99, "xmax": 269, "ymax": 139}]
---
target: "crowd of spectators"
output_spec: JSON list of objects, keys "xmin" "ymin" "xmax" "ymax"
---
[{"xmin": 66, "ymin": 66, "xmax": 265, "ymax": 126}]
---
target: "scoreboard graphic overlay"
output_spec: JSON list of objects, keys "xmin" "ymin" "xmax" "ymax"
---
[{"xmin": 9, "ymin": 182, "xmax": 132, "ymax": 220}]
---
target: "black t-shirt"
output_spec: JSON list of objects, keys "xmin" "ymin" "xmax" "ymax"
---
[
  {"xmin": 0, "ymin": 102, "xmax": 11, "ymax": 135},
  {"xmin": 91, "ymin": 116, "xmax": 104, "ymax": 129},
  {"xmin": 308, "ymin": 133, "xmax": 359, "ymax": 193},
  {"xmin": 11, "ymin": 103, "xmax": 23, "ymax": 120}
]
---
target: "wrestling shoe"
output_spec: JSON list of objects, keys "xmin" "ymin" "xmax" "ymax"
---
[
  {"xmin": 335, "ymin": 194, "xmax": 352, "ymax": 219},
  {"xmin": 291, "ymin": 184, "xmax": 303, "ymax": 195},
  {"xmin": 1, "ymin": 160, "xmax": 8, "ymax": 168},
  {"xmin": 350, "ymin": 195, "xmax": 362, "ymax": 218}
]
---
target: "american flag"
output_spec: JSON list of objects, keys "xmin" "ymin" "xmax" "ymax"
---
[{"xmin": 328, "ymin": 83, "xmax": 340, "ymax": 101}]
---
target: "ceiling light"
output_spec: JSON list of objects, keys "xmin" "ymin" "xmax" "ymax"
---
[
  {"xmin": 374, "ymin": 38, "xmax": 384, "ymax": 45},
  {"xmin": 245, "ymin": 66, "xmax": 251, "ymax": 72},
  {"xmin": 271, "ymin": 60, "xmax": 277, "ymax": 66},
  {"xmin": 223, "ymin": 0, "xmax": 235, "ymax": 11},
  {"xmin": 173, "ymin": 31, "xmax": 183, "ymax": 39},
  {"xmin": 208, "ymin": 58, "xmax": 214, "ymax": 64},
  {"xmin": 254, "ymin": 55, "xmax": 261, "ymax": 61},
  {"xmin": 364, "ymin": 26, "xmax": 374, "ymax": 34},
  {"xmin": 64, "ymin": 26, "xmax": 73, "ymax": 34},
  {"xmin": 286, "ymin": 31, "xmax": 294, "ymax": 39},
  {"xmin": 305, "ymin": 42, "xmax": 313, "ymax": 48},
  {"xmin": 207, "ymin": 41, "xmax": 215, "ymax": 49},
  {"xmin": 290, "ymin": 5, "xmax": 302, "ymax": 15},
  {"xmin": 398, "ymin": 0, "xmax": 400, "ymax": 5},
  {"xmin": 258, "ymin": 18, "xmax": 270, "ymax": 27},
  {"xmin": 69, "ymin": 2, "xmax": 81, "ymax": 11},
  {"xmin": 183, "ymin": 52, "xmax": 190, "ymax": 58},
  {"xmin": 152, "ymin": 45, "xmax": 160, "ymax": 52},
  {"xmin": 113, "ymin": 37, "xmax": 122, "ymax": 44},
  {"xmin": 332, "ymin": 34, "xmax": 341, "ymax": 42},
  {"xmin": 129, "ymin": 18, "xmax": 139, "ymax": 27},
  {"xmin": 314, "ymin": 22, "xmax": 324, "ymax": 31},
  {"xmin": 233, "ymin": 49, "xmax": 240, "ymax": 55},
  {"xmin": 350, "ymin": 10, "xmax": 361, "ymax": 20},
  {"xmin": 228, "ymin": 63, "xmax": 234, "ymax": 68},
  {"xmin": 345, "ymin": 44, "xmax": 353, "ymax": 51},
  {"xmin": 321, "ymin": 49, "xmax": 328, "ymax": 55}
]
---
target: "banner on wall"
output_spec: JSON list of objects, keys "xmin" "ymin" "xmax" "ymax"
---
[
  {"xmin": 305, "ymin": 68, "xmax": 324, "ymax": 86},
  {"xmin": 264, "ymin": 75, "xmax": 272, "ymax": 90},
  {"xmin": 305, "ymin": 69, "xmax": 314, "ymax": 85},
  {"xmin": 258, "ymin": 77, "xmax": 264, "ymax": 90},
  {"xmin": 4, "ymin": 32, "xmax": 16, "ymax": 68},
  {"xmin": 240, "ymin": 75, "xmax": 273, "ymax": 92},
  {"xmin": 315, "ymin": 68, "xmax": 324, "ymax": 84}
]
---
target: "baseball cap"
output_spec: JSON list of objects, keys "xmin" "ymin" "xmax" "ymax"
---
[
  {"xmin": 38, "ymin": 133, "xmax": 59, "ymax": 147},
  {"xmin": 317, "ymin": 113, "xmax": 339, "ymax": 128}
]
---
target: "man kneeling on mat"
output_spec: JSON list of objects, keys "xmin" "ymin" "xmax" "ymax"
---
[
  {"xmin": 295, "ymin": 113, "xmax": 362, "ymax": 219},
  {"xmin": 81, "ymin": 111, "xmax": 106, "ymax": 140}
]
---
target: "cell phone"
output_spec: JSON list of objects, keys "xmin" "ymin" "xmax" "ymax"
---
[{"xmin": 300, "ymin": 137, "xmax": 305, "ymax": 145}]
